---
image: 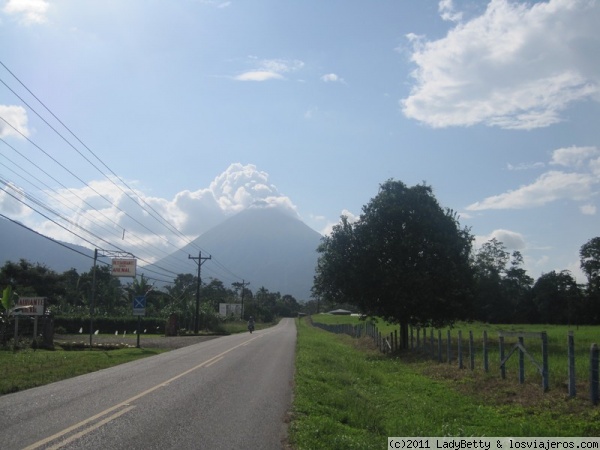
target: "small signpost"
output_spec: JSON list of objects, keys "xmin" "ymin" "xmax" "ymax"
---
[
  {"xmin": 133, "ymin": 296, "xmax": 146, "ymax": 316},
  {"xmin": 133, "ymin": 296, "xmax": 146, "ymax": 348}
]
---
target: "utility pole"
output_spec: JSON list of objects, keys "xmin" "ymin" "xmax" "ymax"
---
[
  {"xmin": 89, "ymin": 248, "xmax": 98, "ymax": 349},
  {"xmin": 189, "ymin": 251, "xmax": 211, "ymax": 334},
  {"xmin": 240, "ymin": 279, "xmax": 250, "ymax": 320}
]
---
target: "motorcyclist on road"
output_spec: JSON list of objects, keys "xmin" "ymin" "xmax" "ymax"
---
[{"xmin": 247, "ymin": 316, "xmax": 255, "ymax": 333}]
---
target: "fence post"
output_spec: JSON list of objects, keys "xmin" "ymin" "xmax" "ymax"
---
[
  {"xmin": 541, "ymin": 331, "xmax": 549, "ymax": 392},
  {"xmin": 458, "ymin": 330, "xmax": 463, "ymax": 369},
  {"xmin": 518, "ymin": 336, "xmax": 525, "ymax": 384},
  {"xmin": 437, "ymin": 330, "xmax": 442, "ymax": 363},
  {"xmin": 469, "ymin": 330, "xmax": 475, "ymax": 370},
  {"xmin": 568, "ymin": 331, "xmax": 576, "ymax": 397},
  {"xmin": 394, "ymin": 329, "xmax": 398, "ymax": 352},
  {"xmin": 483, "ymin": 331, "xmax": 489, "ymax": 372},
  {"xmin": 591, "ymin": 343, "xmax": 599, "ymax": 405},
  {"xmin": 500, "ymin": 335, "xmax": 506, "ymax": 379},
  {"xmin": 447, "ymin": 330, "xmax": 452, "ymax": 364},
  {"xmin": 430, "ymin": 328, "xmax": 435, "ymax": 359}
]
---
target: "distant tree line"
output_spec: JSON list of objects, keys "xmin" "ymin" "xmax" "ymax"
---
[
  {"xmin": 313, "ymin": 179, "xmax": 600, "ymax": 348},
  {"xmin": 0, "ymin": 259, "xmax": 303, "ymax": 334}
]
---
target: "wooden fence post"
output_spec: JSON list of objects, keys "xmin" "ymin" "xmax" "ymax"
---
[
  {"xmin": 483, "ymin": 331, "xmax": 489, "ymax": 372},
  {"xmin": 394, "ymin": 329, "xmax": 398, "ymax": 352},
  {"xmin": 458, "ymin": 330, "xmax": 463, "ymax": 369},
  {"xmin": 437, "ymin": 330, "xmax": 442, "ymax": 363},
  {"xmin": 430, "ymin": 328, "xmax": 435, "ymax": 359},
  {"xmin": 590, "ymin": 343, "xmax": 599, "ymax": 405},
  {"xmin": 518, "ymin": 336, "xmax": 525, "ymax": 384},
  {"xmin": 541, "ymin": 331, "xmax": 549, "ymax": 392},
  {"xmin": 447, "ymin": 330, "xmax": 452, "ymax": 364},
  {"xmin": 469, "ymin": 331, "xmax": 475, "ymax": 370},
  {"xmin": 568, "ymin": 332, "xmax": 576, "ymax": 397},
  {"xmin": 500, "ymin": 335, "xmax": 506, "ymax": 379}
]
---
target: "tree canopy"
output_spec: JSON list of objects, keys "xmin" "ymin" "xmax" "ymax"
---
[{"xmin": 313, "ymin": 180, "xmax": 475, "ymax": 345}]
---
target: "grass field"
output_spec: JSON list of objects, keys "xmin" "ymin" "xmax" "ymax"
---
[
  {"xmin": 0, "ymin": 345, "xmax": 165, "ymax": 395},
  {"xmin": 310, "ymin": 314, "xmax": 600, "ymax": 394},
  {"xmin": 0, "ymin": 320, "xmax": 270, "ymax": 395},
  {"xmin": 289, "ymin": 316, "xmax": 600, "ymax": 449}
]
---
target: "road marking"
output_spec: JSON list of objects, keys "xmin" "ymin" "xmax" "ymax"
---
[
  {"xmin": 24, "ymin": 334, "xmax": 262, "ymax": 449},
  {"xmin": 45, "ymin": 406, "xmax": 136, "ymax": 450},
  {"xmin": 205, "ymin": 356, "xmax": 224, "ymax": 367}
]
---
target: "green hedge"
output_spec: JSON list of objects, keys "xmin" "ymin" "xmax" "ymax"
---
[{"xmin": 54, "ymin": 315, "xmax": 166, "ymax": 335}]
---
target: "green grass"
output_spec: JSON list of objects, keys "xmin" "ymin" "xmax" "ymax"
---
[
  {"xmin": 0, "ymin": 322, "xmax": 274, "ymax": 396},
  {"xmin": 0, "ymin": 346, "xmax": 165, "ymax": 395},
  {"xmin": 289, "ymin": 316, "xmax": 600, "ymax": 449},
  {"xmin": 310, "ymin": 314, "xmax": 600, "ymax": 392}
]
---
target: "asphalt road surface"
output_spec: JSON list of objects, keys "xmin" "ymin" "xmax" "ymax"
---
[{"xmin": 0, "ymin": 318, "xmax": 297, "ymax": 450}]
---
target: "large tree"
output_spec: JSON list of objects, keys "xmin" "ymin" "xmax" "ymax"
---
[
  {"xmin": 472, "ymin": 239, "xmax": 533, "ymax": 323},
  {"xmin": 531, "ymin": 270, "xmax": 582, "ymax": 325},
  {"xmin": 314, "ymin": 180, "xmax": 475, "ymax": 347}
]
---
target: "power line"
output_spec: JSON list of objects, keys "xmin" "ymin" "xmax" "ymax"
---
[{"xmin": 0, "ymin": 61, "xmax": 250, "ymax": 286}]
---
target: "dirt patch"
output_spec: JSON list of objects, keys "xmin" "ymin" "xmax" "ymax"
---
[{"xmin": 54, "ymin": 334, "xmax": 221, "ymax": 350}]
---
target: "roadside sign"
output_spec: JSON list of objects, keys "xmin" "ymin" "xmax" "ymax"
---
[
  {"xmin": 111, "ymin": 258, "xmax": 137, "ymax": 277},
  {"xmin": 133, "ymin": 296, "xmax": 146, "ymax": 316},
  {"xmin": 14, "ymin": 297, "xmax": 45, "ymax": 316}
]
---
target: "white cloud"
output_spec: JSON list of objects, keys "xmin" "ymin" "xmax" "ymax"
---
[
  {"xmin": 580, "ymin": 204, "xmax": 597, "ymax": 215},
  {"xmin": 0, "ymin": 105, "xmax": 30, "ymax": 138},
  {"xmin": 474, "ymin": 229, "xmax": 526, "ymax": 250},
  {"xmin": 234, "ymin": 71, "xmax": 283, "ymax": 82},
  {"xmin": 0, "ymin": 182, "xmax": 31, "ymax": 217},
  {"xmin": 321, "ymin": 73, "xmax": 345, "ymax": 83},
  {"xmin": 469, "ymin": 144, "xmax": 600, "ymax": 211},
  {"xmin": 3, "ymin": 0, "xmax": 49, "ymax": 25},
  {"xmin": 32, "ymin": 164, "xmax": 298, "ymax": 259},
  {"xmin": 438, "ymin": 0, "xmax": 463, "ymax": 22},
  {"xmin": 467, "ymin": 170, "xmax": 596, "ymax": 210},
  {"xmin": 402, "ymin": 0, "xmax": 600, "ymax": 130},
  {"xmin": 550, "ymin": 145, "xmax": 600, "ymax": 168},
  {"xmin": 321, "ymin": 209, "xmax": 359, "ymax": 236},
  {"xmin": 235, "ymin": 58, "xmax": 304, "ymax": 82},
  {"xmin": 507, "ymin": 161, "xmax": 545, "ymax": 171}
]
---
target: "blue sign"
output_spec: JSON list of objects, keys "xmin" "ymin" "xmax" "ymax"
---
[{"xmin": 133, "ymin": 296, "xmax": 146, "ymax": 316}]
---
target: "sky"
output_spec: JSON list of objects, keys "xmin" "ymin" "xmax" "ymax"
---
[{"xmin": 0, "ymin": 0, "xmax": 599, "ymax": 288}]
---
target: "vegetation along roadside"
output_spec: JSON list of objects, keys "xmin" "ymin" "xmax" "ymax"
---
[{"xmin": 288, "ymin": 316, "xmax": 600, "ymax": 450}]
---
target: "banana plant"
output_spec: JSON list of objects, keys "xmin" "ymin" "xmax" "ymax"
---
[{"xmin": 1, "ymin": 286, "xmax": 13, "ymax": 312}]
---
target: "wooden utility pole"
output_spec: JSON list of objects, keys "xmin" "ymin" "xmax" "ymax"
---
[
  {"xmin": 189, "ymin": 252, "xmax": 211, "ymax": 334},
  {"xmin": 240, "ymin": 279, "xmax": 250, "ymax": 319}
]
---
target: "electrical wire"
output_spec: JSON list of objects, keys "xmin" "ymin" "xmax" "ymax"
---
[{"xmin": 0, "ymin": 62, "xmax": 252, "ymax": 287}]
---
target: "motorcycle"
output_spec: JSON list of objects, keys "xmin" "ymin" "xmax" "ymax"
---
[{"xmin": 248, "ymin": 323, "xmax": 255, "ymax": 333}]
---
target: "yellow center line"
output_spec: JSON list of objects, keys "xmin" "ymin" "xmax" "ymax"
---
[
  {"xmin": 45, "ymin": 406, "xmax": 136, "ymax": 450},
  {"xmin": 24, "ymin": 334, "xmax": 263, "ymax": 450},
  {"xmin": 205, "ymin": 356, "xmax": 224, "ymax": 368}
]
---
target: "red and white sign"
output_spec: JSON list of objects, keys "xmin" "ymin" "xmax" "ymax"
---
[
  {"xmin": 14, "ymin": 297, "xmax": 45, "ymax": 316},
  {"xmin": 111, "ymin": 258, "xmax": 137, "ymax": 277}
]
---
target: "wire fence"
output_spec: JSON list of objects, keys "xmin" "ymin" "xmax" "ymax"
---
[{"xmin": 309, "ymin": 316, "xmax": 600, "ymax": 405}]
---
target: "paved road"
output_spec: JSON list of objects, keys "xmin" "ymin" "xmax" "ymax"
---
[{"xmin": 0, "ymin": 318, "xmax": 297, "ymax": 450}]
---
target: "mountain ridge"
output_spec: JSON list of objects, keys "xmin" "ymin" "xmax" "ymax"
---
[{"xmin": 1, "ymin": 207, "xmax": 322, "ymax": 300}]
